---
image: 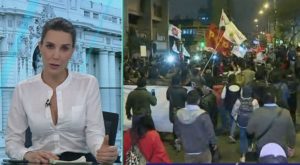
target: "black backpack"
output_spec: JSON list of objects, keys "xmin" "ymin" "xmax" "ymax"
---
[{"xmin": 237, "ymin": 98, "xmax": 253, "ymax": 128}]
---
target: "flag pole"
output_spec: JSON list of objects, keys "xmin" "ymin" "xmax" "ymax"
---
[
  {"xmin": 201, "ymin": 9, "xmax": 227, "ymax": 76},
  {"xmin": 201, "ymin": 35, "xmax": 223, "ymax": 76}
]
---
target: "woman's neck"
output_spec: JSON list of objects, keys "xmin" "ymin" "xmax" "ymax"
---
[{"xmin": 42, "ymin": 69, "xmax": 68, "ymax": 89}]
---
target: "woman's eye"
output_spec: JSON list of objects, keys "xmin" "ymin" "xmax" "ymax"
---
[
  {"xmin": 46, "ymin": 44, "xmax": 54, "ymax": 49},
  {"xmin": 61, "ymin": 46, "xmax": 70, "ymax": 51}
]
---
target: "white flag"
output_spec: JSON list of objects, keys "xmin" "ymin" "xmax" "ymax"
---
[
  {"xmin": 182, "ymin": 45, "xmax": 190, "ymax": 57},
  {"xmin": 223, "ymin": 22, "xmax": 247, "ymax": 45},
  {"xmin": 168, "ymin": 24, "xmax": 182, "ymax": 39},
  {"xmin": 231, "ymin": 45, "xmax": 247, "ymax": 58},
  {"xmin": 172, "ymin": 42, "xmax": 179, "ymax": 53},
  {"xmin": 219, "ymin": 9, "xmax": 230, "ymax": 27}
]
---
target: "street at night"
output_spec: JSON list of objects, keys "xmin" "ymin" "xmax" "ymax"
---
[{"xmin": 124, "ymin": 0, "xmax": 300, "ymax": 163}]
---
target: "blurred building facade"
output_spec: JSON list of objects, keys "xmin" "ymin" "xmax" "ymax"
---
[
  {"xmin": 0, "ymin": 0, "xmax": 122, "ymax": 154},
  {"xmin": 124, "ymin": 0, "xmax": 169, "ymax": 59}
]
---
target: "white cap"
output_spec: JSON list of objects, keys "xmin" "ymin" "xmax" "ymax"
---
[{"xmin": 260, "ymin": 143, "xmax": 287, "ymax": 158}]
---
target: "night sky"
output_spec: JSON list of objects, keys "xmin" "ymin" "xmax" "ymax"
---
[
  {"xmin": 169, "ymin": 0, "xmax": 263, "ymax": 40},
  {"xmin": 169, "ymin": 0, "xmax": 208, "ymax": 19}
]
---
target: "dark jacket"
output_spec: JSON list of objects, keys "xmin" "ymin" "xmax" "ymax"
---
[
  {"xmin": 224, "ymin": 84, "xmax": 241, "ymax": 111},
  {"xmin": 126, "ymin": 87, "xmax": 157, "ymax": 117},
  {"xmin": 247, "ymin": 105, "xmax": 296, "ymax": 152},
  {"xmin": 174, "ymin": 105, "xmax": 217, "ymax": 154},
  {"xmin": 200, "ymin": 92, "xmax": 217, "ymax": 127},
  {"xmin": 166, "ymin": 85, "xmax": 187, "ymax": 123}
]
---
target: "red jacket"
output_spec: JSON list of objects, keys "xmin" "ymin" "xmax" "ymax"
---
[{"xmin": 123, "ymin": 130, "xmax": 171, "ymax": 163}]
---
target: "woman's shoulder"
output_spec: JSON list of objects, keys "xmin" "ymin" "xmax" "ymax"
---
[
  {"xmin": 17, "ymin": 74, "xmax": 42, "ymax": 87},
  {"xmin": 71, "ymin": 72, "xmax": 96, "ymax": 79},
  {"xmin": 70, "ymin": 72, "xmax": 98, "ymax": 83}
]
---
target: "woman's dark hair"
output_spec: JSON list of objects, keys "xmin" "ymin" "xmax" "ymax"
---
[
  {"xmin": 130, "ymin": 115, "xmax": 155, "ymax": 144},
  {"xmin": 41, "ymin": 17, "xmax": 76, "ymax": 47}
]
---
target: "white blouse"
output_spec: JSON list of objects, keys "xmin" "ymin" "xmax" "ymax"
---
[{"xmin": 5, "ymin": 72, "xmax": 105, "ymax": 160}]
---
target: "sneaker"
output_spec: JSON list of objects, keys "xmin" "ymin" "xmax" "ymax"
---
[
  {"xmin": 248, "ymin": 143, "xmax": 254, "ymax": 152},
  {"xmin": 240, "ymin": 156, "xmax": 246, "ymax": 163},
  {"xmin": 228, "ymin": 136, "xmax": 236, "ymax": 143},
  {"xmin": 174, "ymin": 139, "xmax": 181, "ymax": 152}
]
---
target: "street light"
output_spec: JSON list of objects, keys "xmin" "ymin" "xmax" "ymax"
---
[
  {"xmin": 264, "ymin": 3, "xmax": 269, "ymax": 9},
  {"xmin": 259, "ymin": 10, "xmax": 264, "ymax": 15},
  {"xmin": 254, "ymin": 18, "xmax": 258, "ymax": 23}
]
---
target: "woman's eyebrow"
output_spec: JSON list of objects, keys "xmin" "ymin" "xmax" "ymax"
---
[{"xmin": 44, "ymin": 41, "xmax": 72, "ymax": 46}]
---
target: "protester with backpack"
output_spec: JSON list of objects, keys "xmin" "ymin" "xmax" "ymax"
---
[
  {"xmin": 124, "ymin": 115, "xmax": 171, "ymax": 164},
  {"xmin": 231, "ymin": 86, "xmax": 259, "ymax": 162}
]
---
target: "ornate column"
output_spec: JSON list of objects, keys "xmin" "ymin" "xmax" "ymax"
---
[
  {"xmin": 99, "ymin": 50, "xmax": 109, "ymax": 112},
  {"xmin": 108, "ymin": 51, "xmax": 116, "ymax": 113}
]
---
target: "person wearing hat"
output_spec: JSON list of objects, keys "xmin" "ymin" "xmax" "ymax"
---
[
  {"xmin": 258, "ymin": 143, "xmax": 288, "ymax": 163},
  {"xmin": 231, "ymin": 85, "xmax": 259, "ymax": 162},
  {"xmin": 247, "ymin": 86, "xmax": 296, "ymax": 161}
]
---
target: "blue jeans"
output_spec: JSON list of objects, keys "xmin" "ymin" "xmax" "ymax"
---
[
  {"xmin": 219, "ymin": 106, "xmax": 229, "ymax": 131},
  {"xmin": 239, "ymin": 128, "xmax": 248, "ymax": 154}
]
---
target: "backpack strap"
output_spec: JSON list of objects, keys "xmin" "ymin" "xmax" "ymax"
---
[{"xmin": 256, "ymin": 109, "xmax": 283, "ymax": 140}]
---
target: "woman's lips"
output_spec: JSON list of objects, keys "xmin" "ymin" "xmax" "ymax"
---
[{"xmin": 49, "ymin": 64, "xmax": 60, "ymax": 69}]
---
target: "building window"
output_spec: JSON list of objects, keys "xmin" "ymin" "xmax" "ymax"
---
[
  {"xmin": 84, "ymin": 11, "xmax": 90, "ymax": 17},
  {"xmin": 103, "ymin": 15, "xmax": 112, "ymax": 21},
  {"xmin": 153, "ymin": 4, "xmax": 162, "ymax": 17},
  {"xmin": 93, "ymin": 13, "xmax": 99, "ymax": 19},
  {"xmin": 106, "ymin": 37, "xmax": 111, "ymax": 44},
  {"xmin": 112, "ymin": 17, "xmax": 117, "ymax": 23}
]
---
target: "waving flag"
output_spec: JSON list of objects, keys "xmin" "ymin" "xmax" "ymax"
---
[
  {"xmin": 219, "ymin": 9, "xmax": 230, "ymax": 27},
  {"xmin": 205, "ymin": 24, "xmax": 233, "ymax": 57},
  {"xmin": 168, "ymin": 24, "xmax": 182, "ymax": 39},
  {"xmin": 223, "ymin": 22, "xmax": 247, "ymax": 45}
]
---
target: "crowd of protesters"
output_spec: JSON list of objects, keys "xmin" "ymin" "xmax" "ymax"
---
[{"xmin": 124, "ymin": 44, "xmax": 300, "ymax": 163}]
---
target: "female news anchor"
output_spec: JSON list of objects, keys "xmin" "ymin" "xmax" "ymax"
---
[{"xmin": 5, "ymin": 17, "xmax": 118, "ymax": 164}]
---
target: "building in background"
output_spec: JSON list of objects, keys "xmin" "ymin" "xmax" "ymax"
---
[
  {"xmin": 124, "ymin": 0, "xmax": 169, "ymax": 60},
  {"xmin": 170, "ymin": 19, "xmax": 208, "ymax": 55},
  {"xmin": 0, "ymin": 0, "xmax": 122, "ymax": 157}
]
